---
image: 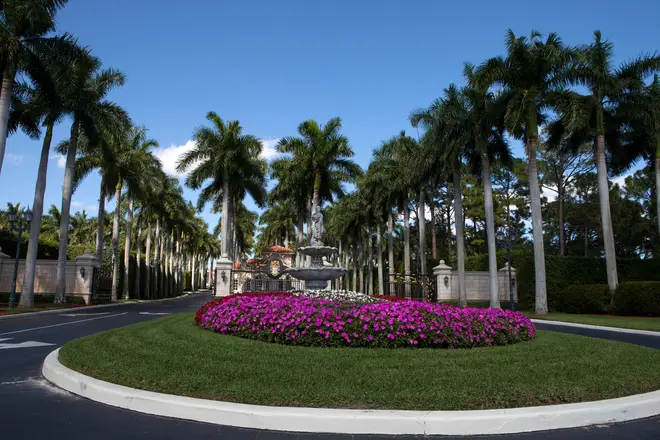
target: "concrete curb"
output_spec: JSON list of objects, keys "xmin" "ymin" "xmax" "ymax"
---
[
  {"xmin": 531, "ymin": 318, "xmax": 660, "ymax": 337},
  {"xmin": 42, "ymin": 348, "xmax": 660, "ymax": 436},
  {"xmin": 0, "ymin": 290, "xmax": 206, "ymax": 321}
]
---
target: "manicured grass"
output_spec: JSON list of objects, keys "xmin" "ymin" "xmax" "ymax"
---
[
  {"xmin": 529, "ymin": 313, "xmax": 660, "ymax": 332},
  {"xmin": 59, "ymin": 313, "xmax": 660, "ymax": 411}
]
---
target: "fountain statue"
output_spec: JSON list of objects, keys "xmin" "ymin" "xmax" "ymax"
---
[{"xmin": 285, "ymin": 203, "xmax": 347, "ymax": 290}]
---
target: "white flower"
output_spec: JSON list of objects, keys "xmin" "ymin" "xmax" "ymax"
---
[{"xmin": 293, "ymin": 289, "xmax": 380, "ymax": 303}]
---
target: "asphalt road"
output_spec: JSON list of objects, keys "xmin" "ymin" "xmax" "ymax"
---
[{"xmin": 1, "ymin": 291, "xmax": 659, "ymax": 440}]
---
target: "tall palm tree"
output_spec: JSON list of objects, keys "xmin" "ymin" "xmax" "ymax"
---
[
  {"xmin": 411, "ymin": 86, "xmax": 468, "ymax": 305},
  {"xmin": 54, "ymin": 49, "xmax": 128, "ymax": 303},
  {"xmin": 477, "ymin": 30, "xmax": 576, "ymax": 314},
  {"xmin": 0, "ymin": 0, "xmax": 75, "ymax": 175},
  {"xmin": 276, "ymin": 117, "xmax": 362, "ymax": 256},
  {"xmin": 555, "ymin": 31, "xmax": 660, "ymax": 292},
  {"xmin": 177, "ymin": 112, "xmax": 266, "ymax": 261}
]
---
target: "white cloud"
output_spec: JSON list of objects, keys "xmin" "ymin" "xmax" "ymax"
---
[
  {"xmin": 6, "ymin": 153, "xmax": 24, "ymax": 164},
  {"xmin": 154, "ymin": 138, "xmax": 281, "ymax": 179},
  {"xmin": 71, "ymin": 200, "xmax": 98, "ymax": 213},
  {"xmin": 49, "ymin": 154, "xmax": 66, "ymax": 169}
]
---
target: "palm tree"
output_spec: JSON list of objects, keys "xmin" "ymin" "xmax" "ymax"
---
[
  {"xmin": 555, "ymin": 31, "xmax": 660, "ymax": 292},
  {"xmin": 54, "ymin": 50, "xmax": 128, "ymax": 303},
  {"xmin": 276, "ymin": 118, "xmax": 362, "ymax": 258},
  {"xmin": 411, "ymin": 86, "xmax": 468, "ymax": 305},
  {"xmin": 177, "ymin": 112, "xmax": 266, "ymax": 262},
  {"xmin": 477, "ymin": 30, "xmax": 576, "ymax": 314},
  {"xmin": 0, "ymin": 0, "xmax": 76, "ymax": 175}
]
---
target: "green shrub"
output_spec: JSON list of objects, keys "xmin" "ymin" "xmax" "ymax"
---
[
  {"xmin": 615, "ymin": 282, "xmax": 660, "ymax": 316},
  {"xmin": 558, "ymin": 284, "xmax": 611, "ymax": 314},
  {"xmin": 465, "ymin": 249, "xmax": 660, "ymax": 311},
  {"xmin": 0, "ymin": 293, "xmax": 87, "ymax": 304}
]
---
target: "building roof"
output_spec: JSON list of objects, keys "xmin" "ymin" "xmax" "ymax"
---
[{"xmin": 264, "ymin": 245, "xmax": 295, "ymax": 253}]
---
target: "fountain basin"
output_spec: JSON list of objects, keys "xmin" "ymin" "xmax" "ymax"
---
[
  {"xmin": 284, "ymin": 267, "xmax": 347, "ymax": 290},
  {"xmin": 297, "ymin": 246, "xmax": 337, "ymax": 258}
]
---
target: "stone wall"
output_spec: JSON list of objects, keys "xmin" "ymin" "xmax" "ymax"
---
[
  {"xmin": 0, "ymin": 249, "xmax": 100, "ymax": 304},
  {"xmin": 433, "ymin": 260, "xmax": 518, "ymax": 303}
]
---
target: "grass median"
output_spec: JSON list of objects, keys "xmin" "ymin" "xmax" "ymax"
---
[
  {"xmin": 59, "ymin": 312, "xmax": 660, "ymax": 411},
  {"xmin": 530, "ymin": 313, "xmax": 660, "ymax": 332}
]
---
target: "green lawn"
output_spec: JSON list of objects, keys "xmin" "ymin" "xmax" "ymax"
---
[
  {"xmin": 529, "ymin": 313, "xmax": 660, "ymax": 332},
  {"xmin": 59, "ymin": 313, "xmax": 660, "ymax": 411}
]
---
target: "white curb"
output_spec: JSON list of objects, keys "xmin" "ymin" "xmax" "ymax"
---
[
  {"xmin": 531, "ymin": 318, "xmax": 660, "ymax": 337},
  {"xmin": 42, "ymin": 348, "xmax": 660, "ymax": 436},
  {"xmin": 0, "ymin": 291, "xmax": 206, "ymax": 321}
]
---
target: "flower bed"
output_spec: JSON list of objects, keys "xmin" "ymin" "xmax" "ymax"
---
[
  {"xmin": 197, "ymin": 294, "xmax": 535, "ymax": 349},
  {"xmin": 294, "ymin": 289, "xmax": 380, "ymax": 303}
]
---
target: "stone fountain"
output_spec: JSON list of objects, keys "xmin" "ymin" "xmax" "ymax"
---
[{"xmin": 285, "ymin": 204, "xmax": 347, "ymax": 290}]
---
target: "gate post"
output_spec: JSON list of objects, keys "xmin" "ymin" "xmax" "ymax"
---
[
  {"xmin": 214, "ymin": 257, "xmax": 233, "ymax": 297},
  {"xmin": 433, "ymin": 260, "xmax": 453, "ymax": 302}
]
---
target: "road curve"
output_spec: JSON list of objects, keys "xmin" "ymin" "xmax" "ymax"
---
[{"xmin": 2, "ymin": 292, "xmax": 659, "ymax": 440}]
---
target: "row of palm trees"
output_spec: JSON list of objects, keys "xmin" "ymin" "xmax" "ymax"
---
[
  {"xmin": 256, "ymin": 30, "xmax": 660, "ymax": 314},
  {"xmin": 1, "ymin": 1, "xmax": 218, "ymax": 307}
]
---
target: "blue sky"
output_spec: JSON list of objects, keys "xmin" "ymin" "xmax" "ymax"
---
[{"xmin": 1, "ymin": 0, "xmax": 659, "ymax": 232}]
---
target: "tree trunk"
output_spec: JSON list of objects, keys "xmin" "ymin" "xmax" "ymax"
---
[
  {"xmin": 159, "ymin": 228, "xmax": 165, "ymax": 297},
  {"xmin": 95, "ymin": 185, "xmax": 105, "ymax": 263},
  {"xmin": 430, "ymin": 199, "xmax": 437, "ymax": 259},
  {"xmin": 352, "ymin": 246, "xmax": 357, "ymax": 292},
  {"xmin": 482, "ymin": 153, "xmax": 500, "ymax": 308},
  {"xmin": 284, "ymin": 228, "xmax": 289, "ymax": 249},
  {"xmin": 306, "ymin": 197, "xmax": 312, "ymax": 267},
  {"xmin": 387, "ymin": 210, "xmax": 394, "ymax": 295},
  {"xmin": 446, "ymin": 198, "xmax": 452, "ymax": 263},
  {"xmin": 220, "ymin": 177, "xmax": 230, "ymax": 258},
  {"xmin": 367, "ymin": 227, "xmax": 373, "ymax": 295},
  {"xmin": 134, "ymin": 214, "xmax": 142, "ymax": 298},
  {"xmin": 376, "ymin": 222, "xmax": 384, "ymax": 295},
  {"xmin": 145, "ymin": 221, "xmax": 152, "ymax": 299},
  {"xmin": 192, "ymin": 252, "xmax": 197, "ymax": 291},
  {"xmin": 558, "ymin": 181, "xmax": 565, "ymax": 256},
  {"xmin": 453, "ymin": 161, "xmax": 466, "ymax": 306},
  {"xmin": 595, "ymin": 135, "xmax": 618, "ymax": 293},
  {"xmin": 358, "ymin": 236, "xmax": 364, "ymax": 293},
  {"xmin": 344, "ymin": 249, "xmax": 349, "ymax": 291},
  {"xmin": 418, "ymin": 190, "xmax": 428, "ymax": 300},
  {"xmin": 122, "ymin": 198, "xmax": 134, "ymax": 300},
  {"xmin": 655, "ymin": 140, "xmax": 660, "ymax": 237},
  {"xmin": 111, "ymin": 182, "xmax": 122, "ymax": 302},
  {"xmin": 297, "ymin": 212, "xmax": 304, "ymax": 266},
  {"xmin": 55, "ymin": 121, "xmax": 80, "ymax": 304},
  {"xmin": 337, "ymin": 239, "xmax": 343, "ymax": 289},
  {"xmin": 0, "ymin": 71, "xmax": 14, "ymax": 176},
  {"xmin": 527, "ymin": 136, "xmax": 548, "ymax": 314},
  {"xmin": 153, "ymin": 219, "xmax": 160, "ymax": 298},
  {"xmin": 20, "ymin": 122, "xmax": 54, "ymax": 308},
  {"xmin": 403, "ymin": 197, "xmax": 411, "ymax": 297}
]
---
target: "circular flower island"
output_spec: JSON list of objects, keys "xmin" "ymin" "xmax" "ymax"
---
[{"xmin": 196, "ymin": 290, "xmax": 535, "ymax": 349}]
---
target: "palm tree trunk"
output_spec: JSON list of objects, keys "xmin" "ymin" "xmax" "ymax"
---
[
  {"xmin": 352, "ymin": 246, "xmax": 357, "ymax": 292},
  {"xmin": 453, "ymin": 161, "xmax": 466, "ymax": 306},
  {"xmin": 367, "ymin": 227, "xmax": 373, "ymax": 295},
  {"xmin": 55, "ymin": 122, "xmax": 80, "ymax": 304},
  {"xmin": 527, "ymin": 137, "xmax": 548, "ymax": 314},
  {"xmin": 284, "ymin": 229, "xmax": 289, "ymax": 249},
  {"xmin": 595, "ymin": 135, "xmax": 618, "ymax": 293},
  {"xmin": 419, "ymin": 189, "xmax": 427, "ymax": 277},
  {"xmin": 134, "ymin": 214, "xmax": 142, "ymax": 298},
  {"xmin": 111, "ymin": 183, "xmax": 122, "ymax": 301},
  {"xmin": 358, "ymin": 237, "xmax": 364, "ymax": 293},
  {"xmin": 344, "ymin": 250, "xmax": 350, "ymax": 290},
  {"xmin": 297, "ymin": 212, "xmax": 304, "ymax": 266},
  {"xmin": 145, "ymin": 221, "xmax": 152, "ymax": 299},
  {"xmin": 220, "ymin": 178, "xmax": 230, "ymax": 258},
  {"xmin": 20, "ymin": 122, "xmax": 54, "ymax": 308},
  {"xmin": 122, "ymin": 198, "xmax": 134, "ymax": 300},
  {"xmin": 306, "ymin": 197, "xmax": 312, "ymax": 267},
  {"xmin": 0, "ymin": 71, "xmax": 14, "ymax": 176},
  {"xmin": 446, "ymin": 198, "xmax": 452, "ymax": 261},
  {"xmin": 376, "ymin": 222, "xmax": 384, "ymax": 295},
  {"xmin": 558, "ymin": 182, "xmax": 565, "ymax": 256},
  {"xmin": 482, "ymin": 153, "xmax": 500, "ymax": 309},
  {"xmin": 655, "ymin": 139, "xmax": 660, "ymax": 236},
  {"xmin": 159, "ymin": 228, "xmax": 165, "ymax": 297},
  {"xmin": 95, "ymin": 185, "xmax": 105, "ymax": 263},
  {"xmin": 153, "ymin": 219, "xmax": 160, "ymax": 298},
  {"xmin": 430, "ymin": 199, "xmax": 437, "ymax": 260},
  {"xmin": 191, "ymin": 252, "xmax": 196, "ymax": 291},
  {"xmin": 403, "ymin": 197, "xmax": 411, "ymax": 298},
  {"xmin": 584, "ymin": 224, "xmax": 589, "ymax": 257},
  {"xmin": 388, "ymin": 210, "xmax": 394, "ymax": 294}
]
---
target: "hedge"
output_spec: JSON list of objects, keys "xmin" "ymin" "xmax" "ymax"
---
[
  {"xmin": 614, "ymin": 282, "xmax": 660, "ymax": 316},
  {"xmin": 465, "ymin": 249, "xmax": 660, "ymax": 311},
  {"xmin": 0, "ymin": 292, "xmax": 86, "ymax": 305},
  {"xmin": 557, "ymin": 284, "xmax": 611, "ymax": 314}
]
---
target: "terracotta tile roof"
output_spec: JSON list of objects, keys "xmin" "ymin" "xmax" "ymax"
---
[
  {"xmin": 266, "ymin": 245, "xmax": 294, "ymax": 253},
  {"xmin": 234, "ymin": 262, "xmax": 241, "ymax": 269}
]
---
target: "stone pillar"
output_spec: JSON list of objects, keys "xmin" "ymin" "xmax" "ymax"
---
[
  {"xmin": 498, "ymin": 262, "xmax": 518, "ymax": 304},
  {"xmin": 214, "ymin": 257, "xmax": 233, "ymax": 297},
  {"xmin": 433, "ymin": 260, "xmax": 453, "ymax": 302},
  {"xmin": 74, "ymin": 250, "xmax": 100, "ymax": 305}
]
